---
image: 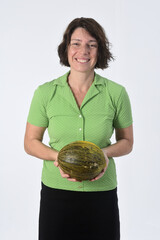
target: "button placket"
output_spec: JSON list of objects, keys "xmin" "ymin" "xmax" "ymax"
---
[{"xmin": 77, "ymin": 112, "xmax": 84, "ymax": 140}]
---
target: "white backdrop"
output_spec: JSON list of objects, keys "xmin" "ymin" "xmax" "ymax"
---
[{"xmin": 0, "ymin": 0, "xmax": 160, "ymax": 239}]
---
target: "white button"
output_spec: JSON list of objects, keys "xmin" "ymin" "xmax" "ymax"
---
[
  {"xmin": 79, "ymin": 128, "xmax": 82, "ymax": 131},
  {"xmin": 79, "ymin": 115, "xmax": 82, "ymax": 118}
]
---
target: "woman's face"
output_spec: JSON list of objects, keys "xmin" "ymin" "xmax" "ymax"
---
[{"xmin": 67, "ymin": 27, "xmax": 98, "ymax": 74}]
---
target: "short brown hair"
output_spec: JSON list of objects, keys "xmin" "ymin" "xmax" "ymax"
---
[{"xmin": 58, "ymin": 17, "xmax": 114, "ymax": 69}]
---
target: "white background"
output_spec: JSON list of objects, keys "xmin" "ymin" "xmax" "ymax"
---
[{"xmin": 0, "ymin": 0, "xmax": 160, "ymax": 239}]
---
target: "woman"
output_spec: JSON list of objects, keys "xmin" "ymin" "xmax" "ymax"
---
[{"xmin": 24, "ymin": 17, "xmax": 133, "ymax": 240}]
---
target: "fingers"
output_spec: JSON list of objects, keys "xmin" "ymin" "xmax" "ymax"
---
[
  {"xmin": 54, "ymin": 160, "xmax": 69, "ymax": 178},
  {"xmin": 90, "ymin": 169, "xmax": 105, "ymax": 182},
  {"xmin": 67, "ymin": 178, "xmax": 80, "ymax": 182},
  {"xmin": 54, "ymin": 160, "xmax": 59, "ymax": 167},
  {"xmin": 101, "ymin": 149, "xmax": 109, "ymax": 167},
  {"xmin": 54, "ymin": 161, "xmax": 80, "ymax": 182},
  {"xmin": 59, "ymin": 167, "xmax": 77, "ymax": 181},
  {"xmin": 90, "ymin": 150, "xmax": 109, "ymax": 182}
]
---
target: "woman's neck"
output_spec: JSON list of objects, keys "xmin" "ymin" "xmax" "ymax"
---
[{"xmin": 68, "ymin": 69, "xmax": 95, "ymax": 92}]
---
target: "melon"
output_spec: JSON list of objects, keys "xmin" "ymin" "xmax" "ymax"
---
[{"xmin": 58, "ymin": 141, "xmax": 106, "ymax": 181}]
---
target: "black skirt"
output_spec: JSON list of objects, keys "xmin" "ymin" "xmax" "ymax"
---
[{"xmin": 39, "ymin": 182, "xmax": 120, "ymax": 240}]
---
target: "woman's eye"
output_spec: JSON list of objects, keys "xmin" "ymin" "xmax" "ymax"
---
[
  {"xmin": 72, "ymin": 43, "xmax": 79, "ymax": 46},
  {"xmin": 89, "ymin": 44, "xmax": 97, "ymax": 48}
]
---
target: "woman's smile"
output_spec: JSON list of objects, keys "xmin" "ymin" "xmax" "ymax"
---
[{"xmin": 75, "ymin": 58, "xmax": 90, "ymax": 63}]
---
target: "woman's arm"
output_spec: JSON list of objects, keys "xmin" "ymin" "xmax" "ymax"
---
[
  {"xmin": 24, "ymin": 122, "xmax": 72, "ymax": 180},
  {"xmin": 102, "ymin": 125, "xmax": 134, "ymax": 158},
  {"xmin": 24, "ymin": 122, "xmax": 58, "ymax": 161}
]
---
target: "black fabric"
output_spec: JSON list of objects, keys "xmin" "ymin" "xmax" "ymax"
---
[{"xmin": 39, "ymin": 182, "xmax": 120, "ymax": 240}]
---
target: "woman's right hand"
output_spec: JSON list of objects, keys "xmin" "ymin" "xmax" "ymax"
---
[{"xmin": 54, "ymin": 159, "xmax": 81, "ymax": 182}]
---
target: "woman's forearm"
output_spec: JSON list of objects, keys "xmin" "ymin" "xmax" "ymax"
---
[
  {"xmin": 24, "ymin": 139, "xmax": 58, "ymax": 161},
  {"xmin": 102, "ymin": 139, "xmax": 133, "ymax": 158}
]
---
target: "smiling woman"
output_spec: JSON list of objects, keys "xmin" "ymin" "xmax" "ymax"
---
[{"xmin": 24, "ymin": 17, "xmax": 133, "ymax": 240}]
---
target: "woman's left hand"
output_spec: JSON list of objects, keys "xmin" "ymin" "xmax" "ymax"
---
[{"xmin": 90, "ymin": 149, "xmax": 109, "ymax": 181}]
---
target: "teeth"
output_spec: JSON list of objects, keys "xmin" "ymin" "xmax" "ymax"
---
[{"xmin": 77, "ymin": 59, "xmax": 89, "ymax": 63}]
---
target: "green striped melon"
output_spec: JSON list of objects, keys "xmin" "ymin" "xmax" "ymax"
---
[{"xmin": 58, "ymin": 141, "xmax": 106, "ymax": 181}]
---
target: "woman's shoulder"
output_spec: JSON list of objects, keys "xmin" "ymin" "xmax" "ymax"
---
[
  {"xmin": 95, "ymin": 74, "xmax": 131, "ymax": 110},
  {"xmin": 37, "ymin": 72, "xmax": 69, "ymax": 94},
  {"xmin": 95, "ymin": 73, "xmax": 125, "ymax": 95}
]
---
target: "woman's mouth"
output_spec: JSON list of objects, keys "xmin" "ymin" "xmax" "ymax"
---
[{"xmin": 75, "ymin": 58, "xmax": 90, "ymax": 63}]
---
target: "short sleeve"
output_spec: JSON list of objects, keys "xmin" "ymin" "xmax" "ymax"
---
[
  {"xmin": 113, "ymin": 87, "xmax": 133, "ymax": 129},
  {"xmin": 27, "ymin": 87, "xmax": 49, "ymax": 127}
]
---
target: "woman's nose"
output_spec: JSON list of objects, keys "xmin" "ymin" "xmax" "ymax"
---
[{"xmin": 79, "ymin": 45, "xmax": 90, "ymax": 55}]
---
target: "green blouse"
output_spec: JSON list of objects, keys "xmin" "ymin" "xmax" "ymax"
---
[{"xmin": 27, "ymin": 71, "xmax": 133, "ymax": 191}]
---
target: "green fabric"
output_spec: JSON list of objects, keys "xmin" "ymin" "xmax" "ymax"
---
[{"xmin": 27, "ymin": 71, "xmax": 133, "ymax": 191}]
